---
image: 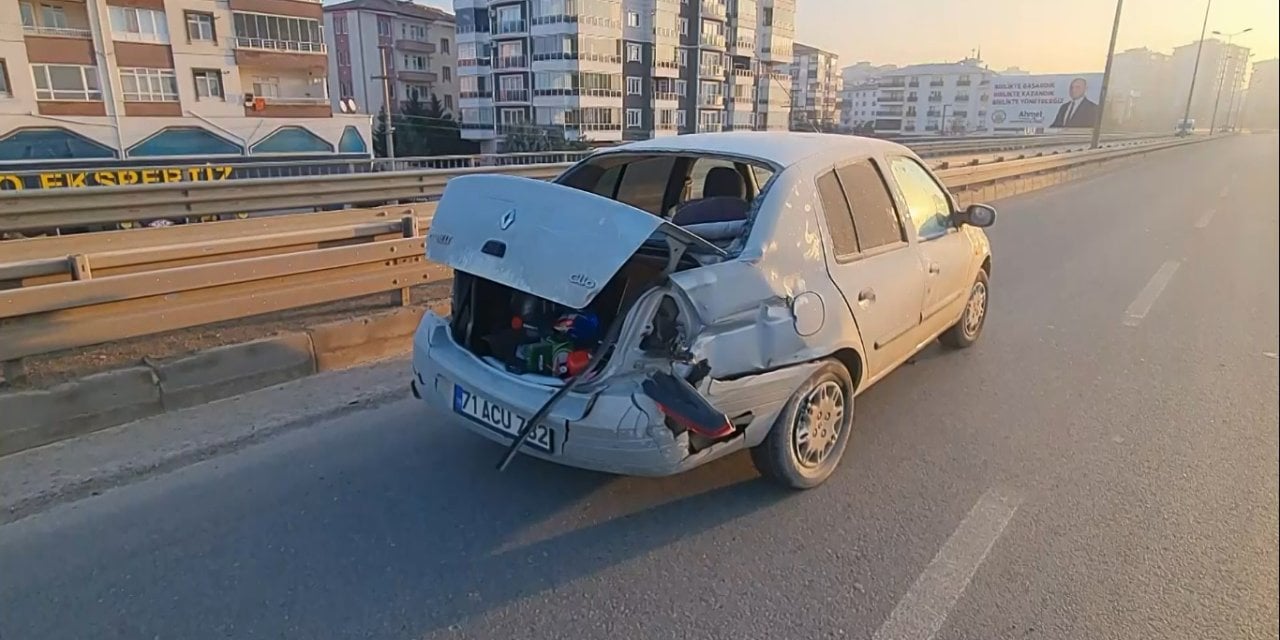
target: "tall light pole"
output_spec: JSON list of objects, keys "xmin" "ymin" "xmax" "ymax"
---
[
  {"xmin": 1223, "ymin": 52, "xmax": 1252, "ymax": 131},
  {"xmin": 1208, "ymin": 27, "xmax": 1251, "ymax": 133},
  {"xmin": 1180, "ymin": 0, "xmax": 1213, "ymax": 132},
  {"xmin": 1091, "ymin": 0, "xmax": 1124, "ymax": 148}
]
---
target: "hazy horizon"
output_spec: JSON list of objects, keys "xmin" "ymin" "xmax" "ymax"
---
[{"xmin": 401, "ymin": 0, "xmax": 1279, "ymax": 74}]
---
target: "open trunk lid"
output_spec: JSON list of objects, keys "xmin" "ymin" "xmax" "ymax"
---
[{"xmin": 427, "ymin": 174, "xmax": 724, "ymax": 309}]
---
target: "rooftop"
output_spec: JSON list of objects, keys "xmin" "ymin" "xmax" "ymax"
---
[
  {"xmin": 323, "ymin": 0, "xmax": 454, "ymax": 22},
  {"xmin": 884, "ymin": 60, "xmax": 988, "ymax": 77},
  {"xmin": 601, "ymin": 132, "xmax": 906, "ymax": 168}
]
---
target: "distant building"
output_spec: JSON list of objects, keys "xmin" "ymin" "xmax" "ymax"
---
[
  {"xmin": 1171, "ymin": 37, "xmax": 1250, "ymax": 129},
  {"xmin": 788, "ymin": 42, "xmax": 839, "ymax": 129},
  {"xmin": 999, "ymin": 66, "xmax": 1030, "ymax": 76},
  {"xmin": 872, "ymin": 58, "xmax": 994, "ymax": 136},
  {"xmin": 0, "ymin": 0, "xmax": 368, "ymax": 169},
  {"xmin": 324, "ymin": 0, "xmax": 457, "ymax": 118},
  {"xmin": 836, "ymin": 61, "xmax": 893, "ymax": 131},
  {"xmin": 840, "ymin": 82, "xmax": 877, "ymax": 131},
  {"xmin": 1108, "ymin": 47, "xmax": 1176, "ymax": 131},
  {"xmin": 1241, "ymin": 58, "xmax": 1278, "ymax": 131}
]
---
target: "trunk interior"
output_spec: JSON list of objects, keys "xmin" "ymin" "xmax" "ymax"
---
[{"xmin": 449, "ymin": 253, "xmax": 671, "ymax": 382}]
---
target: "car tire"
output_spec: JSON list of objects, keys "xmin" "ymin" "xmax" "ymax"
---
[
  {"xmin": 940, "ymin": 268, "xmax": 989, "ymax": 350},
  {"xmin": 749, "ymin": 359, "xmax": 855, "ymax": 490}
]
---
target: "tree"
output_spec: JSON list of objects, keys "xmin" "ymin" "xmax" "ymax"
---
[
  {"xmin": 372, "ymin": 107, "xmax": 391, "ymax": 158},
  {"xmin": 371, "ymin": 94, "xmax": 477, "ymax": 158},
  {"xmin": 499, "ymin": 125, "xmax": 589, "ymax": 153}
]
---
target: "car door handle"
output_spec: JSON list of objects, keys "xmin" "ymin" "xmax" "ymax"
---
[
  {"xmin": 928, "ymin": 261, "xmax": 941, "ymax": 274},
  {"xmin": 858, "ymin": 288, "xmax": 876, "ymax": 303}
]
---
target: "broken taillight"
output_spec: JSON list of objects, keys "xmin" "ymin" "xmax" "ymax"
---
[{"xmin": 642, "ymin": 372, "xmax": 734, "ymax": 439}]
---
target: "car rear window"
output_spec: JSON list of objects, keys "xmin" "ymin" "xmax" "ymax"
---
[
  {"xmin": 816, "ymin": 169, "xmax": 859, "ymax": 258},
  {"xmin": 836, "ymin": 160, "xmax": 905, "ymax": 250}
]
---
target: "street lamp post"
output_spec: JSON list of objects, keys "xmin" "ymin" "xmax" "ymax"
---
[
  {"xmin": 1180, "ymin": 0, "xmax": 1213, "ymax": 132},
  {"xmin": 1091, "ymin": 0, "xmax": 1124, "ymax": 148},
  {"xmin": 1208, "ymin": 28, "xmax": 1251, "ymax": 133}
]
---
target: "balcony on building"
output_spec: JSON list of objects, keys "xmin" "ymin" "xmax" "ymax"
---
[
  {"xmin": 698, "ymin": 62, "xmax": 724, "ymax": 79},
  {"xmin": 395, "ymin": 38, "xmax": 437, "ymax": 54},
  {"xmin": 879, "ymin": 77, "xmax": 906, "ymax": 88},
  {"xmin": 699, "ymin": 93, "xmax": 724, "ymax": 108},
  {"xmin": 495, "ymin": 88, "xmax": 529, "ymax": 103},
  {"xmin": 397, "ymin": 69, "xmax": 439, "ymax": 84},
  {"xmin": 492, "ymin": 18, "xmax": 527, "ymax": 37},
  {"xmin": 879, "ymin": 90, "xmax": 904, "ymax": 104},
  {"xmin": 242, "ymin": 71, "xmax": 330, "ymax": 117},
  {"xmin": 231, "ymin": 12, "xmax": 326, "ymax": 72},
  {"xmin": 699, "ymin": 33, "xmax": 726, "ymax": 49},
  {"xmin": 700, "ymin": 0, "xmax": 727, "ymax": 19},
  {"xmin": 956, "ymin": 78, "xmax": 971, "ymax": 87},
  {"xmin": 20, "ymin": 0, "xmax": 93, "ymax": 39},
  {"xmin": 955, "ymin": 93, "xmax": 970, "ymax": 102},
  {"xmin": 493, "ymin": 55, "xmax": 528, "ymax": 70},
  {"xmin": 929, "ymin": 79, "xmax": 944, "ymax": 87},
  {"xmin": 928, "ymin": 93, "xmax": 943, "ymax": 103}
]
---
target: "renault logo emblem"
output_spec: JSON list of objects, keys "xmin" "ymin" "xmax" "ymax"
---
[{"xmin": 499, "ymin": 209, "xmax": 516, "ymax": 230}]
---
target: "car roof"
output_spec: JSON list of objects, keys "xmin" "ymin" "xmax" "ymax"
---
[{"xmin": 597, "ymin": 132, "xmax": 909, "ymax": 169}]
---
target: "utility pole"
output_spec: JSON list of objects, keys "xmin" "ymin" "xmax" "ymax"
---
[
  {"xmin": 1091, "ymin": 0, "xmax": 1124, "ymax": 148},
  {"xmin": 373, "ymin": 46, "xmax": 396, "ymax": 159},
  {"xmin": 1180, "ymin": 0, "xmax": 1212, "ymax": 132},
  {"xmin": 1209, "ymin": 28, "xmax": 1251, "ymax": 133}
]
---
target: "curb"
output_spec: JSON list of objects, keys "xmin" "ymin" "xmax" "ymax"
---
[{"xmin": 0, "ymin": 307, "xmax": 426, "ymax": 458}]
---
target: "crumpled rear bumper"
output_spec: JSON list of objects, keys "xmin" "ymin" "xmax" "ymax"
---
[{"xmin": 412, "ymin": 313, "xmax": 728, "ymax": 476}]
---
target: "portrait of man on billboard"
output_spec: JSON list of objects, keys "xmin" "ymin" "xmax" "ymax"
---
[{"xmin": 1052, "ymin": 77, "xmax": 1099, "ymax": 128}]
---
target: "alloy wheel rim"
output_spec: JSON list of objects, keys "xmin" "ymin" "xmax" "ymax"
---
[
  {"xmin": 793, "ymin": 380, "xmax": 846, "ymax": 468},
  {"xmin": 963, "ymin": 281, "xmax": 987, "ymax": 339}
]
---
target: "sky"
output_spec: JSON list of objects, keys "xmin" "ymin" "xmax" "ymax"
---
[{"xmin": 409, "ymin": 0, "xmax": 1279, "ymax": 74}]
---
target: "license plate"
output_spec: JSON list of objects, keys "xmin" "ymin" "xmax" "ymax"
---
[{"xmin": 452, "ymin": 385, "xmax": 554, "ymax": 453}]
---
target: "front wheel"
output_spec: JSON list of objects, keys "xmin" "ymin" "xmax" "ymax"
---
[
  {"xmin": 750, "ymin": 360, "xmax": 855, "ymax": 490},
  {"xmin": 940, "ymin": 269, "xmax": 989, "ymax": 349}
]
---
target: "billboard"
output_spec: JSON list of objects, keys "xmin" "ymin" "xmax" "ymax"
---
[{"xmin": 988, "ymin": 73, "xmax": 1104, "ymax": 131}]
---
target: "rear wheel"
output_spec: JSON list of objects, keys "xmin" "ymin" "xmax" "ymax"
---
[
  {"xmin": 940, "ymin": 269, "xmax": 989, "ymax": 349},
  {"xmin": 750, "ymin": 359, "xmax": 854, "ymax": 490}
]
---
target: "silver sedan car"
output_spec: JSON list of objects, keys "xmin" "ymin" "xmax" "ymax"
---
[{"xmin": 411, "ymin": 132, "xmax": 995, "ymax": 489}]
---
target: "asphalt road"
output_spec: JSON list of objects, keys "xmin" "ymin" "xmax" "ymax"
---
[{"xmin": 2, "ymin": 135, "xmax": 1277, "ymax": 640}]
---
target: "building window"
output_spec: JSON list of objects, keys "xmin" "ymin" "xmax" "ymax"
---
[
  {"xmin": 339, "ymin": 79, "xmax": 353, "ymax": 97},
  {"xmin": 333, "ymin": 14, "xmax": 346, "ymax": 35},
  {"xmin": 40, "ymin": 4, "xmax": 67, "ymax": 28},
  {"xmin": 0, "ymin": 127, "xmax": 116, "ymax": 160},
  {"xmin": 403, "ymin": 54, "xmax": 426, "ymax": 70},
  {"xmin": 185, "ymin": 11, "xmax": 215, "ymax": 42},
  {"xmin": 626, "ymin": 43, "xmax": 641, "ymax": 62},
  {"xmin": 376, "ymin": 15, "xmax": 391, "ymax": 37},
  {"xmin": 18, "ymin": 2, "xmax": 35, "ymax": 27},
  {"xmin": 32, "ymin": 64, "xmax": 101, "ymax": 101},
  {"xmin": 675, "ymin": 110, "xmax": 686, "ymax": 127},
  {"xmin": 233, "ymin": 13, "xmax": 324, "ymax": 52},
  {"xmin": 679, "ymin": 17, "xmax": 687, "ymax": 35},
  {"xmin": 119, "ymin": 67, "xmax": 178, "ymax": 101},
  {"xmin": 626, "ymin": 76, "xmax": 641, "ymax": 95},
  {"xmin": 626, "ymin": 108, "xmax": 642, "ymax": 128},
  {"xmin": 109, "ymin": 6, "xmax": 169, "ymax": 43},
  {"xmin": 626, "ymin": 11, "xmax": 639, "ymax": 27},
  {"xmin": 440, "ymin": 37, "xmax": 450, "ymax": 53},
  {"xmin": 192, "ymin": 68, "xmax": 224, "ymax": 99},
  {"xmin": 677, "ymin": 49, "xmax": 687, "ymax": 67},
  {"xmin": 251, "ymin": 76, "xmax": 279, "ymax": 97},
  {"xmin": 128, "ymin": 126, "xmax": 243, "ymax": 157},
  {"xmin": 251, "ymin": 126, "xmax": 334, "ymax": 154},
  {"xmin": 674, "ymin": 79, "xmax": 686, "ymax": 96},
  {"xmin": 444, "ymin": 95, "xmax": 453, "ymax": 111},
  {"xmin": 0, "ymin": 60, "xmax": 10, "ymax": 97},
  {"xmin": 338, "ymin": 126, "xmax": 366, "ymax": 153},
  {"xmin": 443, "ymin": 66, "xmax": 452, "ymax": 81},
  {"xmin": 337, "ymin": 48, "xmax": 350, "ymax": 65}
]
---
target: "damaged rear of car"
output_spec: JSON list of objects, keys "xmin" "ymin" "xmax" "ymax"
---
[{"xmin": 411, "ymin": 137, "xmax": 878, "ymax": 487}]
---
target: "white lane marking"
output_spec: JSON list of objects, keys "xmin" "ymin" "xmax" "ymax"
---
[
  {"xmin": 871, "ymin": 488, "xmax": 1021, "ymax": 640},
  {"xmin": 1122, "ymin": 260, "xmax": 1181, "ymax": 327},
  {"xmin": 1194, "ymin": 209, "xmax": 1217, "ymax": 229}
]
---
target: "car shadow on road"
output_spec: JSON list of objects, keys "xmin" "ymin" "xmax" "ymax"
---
[{"xmin": 361, "ymin": 427, "xmax": 790, "ymax": 638}]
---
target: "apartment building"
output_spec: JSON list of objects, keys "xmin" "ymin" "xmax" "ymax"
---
[
  {"xmin": 0, "ymin": 0, "xmax": 368, "ymax": 165},
  {"xmin": 323, "ymin": 0, "xmax": 456, "ymax": 117},
  {"xmin": 872, "ymin": 59, "xmax": 994, "ymax": 136},
  {"xmin": 1241, "ymin": 58, "xmax": 1278, "ymax": 131},
  {"xmin": 787, "ymin": 42, "xmax": 838, "ymax": 129},
  {"xmin": 1171, "ymin": 37, "xmax": 1250, "ymax": 129},
  {"xmin": 1107, "ymin": 47, "xmax": 1176, "ymax": 131},
  {"xmin": 450, "ymin": 0, "xmax": 793, "ymax": 151},
  {"xmin": 839, "ymin": 81, "xmax": 875, "ymax": 130}
]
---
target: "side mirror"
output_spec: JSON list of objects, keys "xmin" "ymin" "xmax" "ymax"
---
[{"xmin": 956, "ymin": 203, "xmax": 997, "ymax": 228}]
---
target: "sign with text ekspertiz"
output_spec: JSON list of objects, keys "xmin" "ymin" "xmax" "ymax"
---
[{"xmin": 988, "ymin": 73, "xmax": 1104, "ymax": 131}]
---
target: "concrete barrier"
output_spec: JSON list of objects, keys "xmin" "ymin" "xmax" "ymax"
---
[
  {"xmin": 0, "ymin": 366, "xmax": 162, "ymax": 456},
  {"xmin": 309, "ymin": 307, "xmax": 426, "ymax": 372},
  {"xmin": 154, "ymin": 333, "xmax": 316, "ymax": 411}
]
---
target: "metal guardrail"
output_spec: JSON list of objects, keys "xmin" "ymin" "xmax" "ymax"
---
[
  {"xmin": 0, "ymin": 135, "xmax": 1209, "ymax": 364},
  {"xmin": 0, "ymin": 134, "xmax": 1176, "ymax": 234}
]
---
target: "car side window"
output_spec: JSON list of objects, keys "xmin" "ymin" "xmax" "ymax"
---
[
  {"xmin": 816, "ymin": 169, "xmax": 859, "ymax": 258},
  {"xmin": 888, "ymin": 157, "xmax": 953, "ymax": 240},
  {"xmin": 835, "ymin": 160, "xmax": 905, "ymax": 251}
]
